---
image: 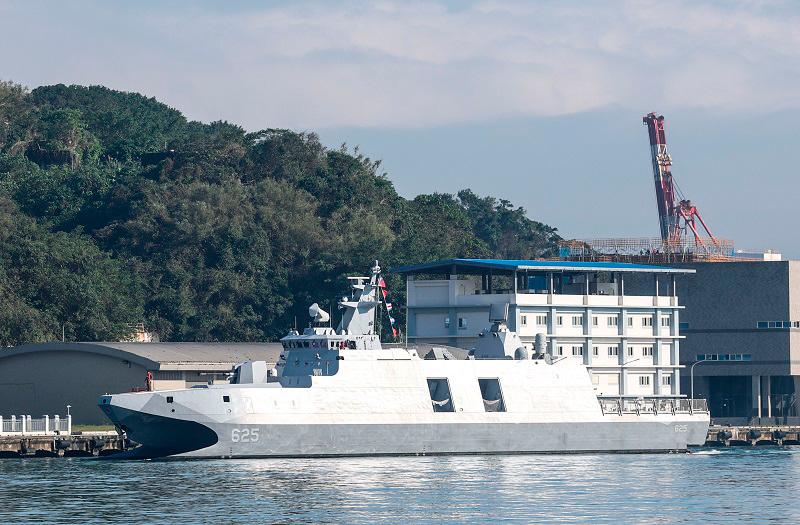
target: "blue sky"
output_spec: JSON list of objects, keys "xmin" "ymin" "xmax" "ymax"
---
[{"xmin": 2, "ymin": 0, "xmax": 798, "ymax": 256}]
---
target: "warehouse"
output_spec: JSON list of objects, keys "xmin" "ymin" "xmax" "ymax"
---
[{"xmin": 0, "ymin": 342, "xmax": 281, "ymax": 425}]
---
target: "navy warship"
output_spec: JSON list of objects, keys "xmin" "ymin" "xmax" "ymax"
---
[{"xmin": 99, "ymin": 262, "xmax": 709, "ymax": 458}]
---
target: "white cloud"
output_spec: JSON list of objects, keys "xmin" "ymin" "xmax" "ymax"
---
[{"xmin": 2, "ymin": 0, "xmax": 799, "ymax": 128}]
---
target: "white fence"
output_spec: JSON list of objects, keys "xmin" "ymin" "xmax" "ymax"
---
[{"xmin": 0, "ymin": 415, "xmax": 72, "ymax": 436}]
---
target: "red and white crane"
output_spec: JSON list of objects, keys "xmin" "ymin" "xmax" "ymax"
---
[{"xmin": 642, "ymin": 112, "xmax": 718, "ymax": 251}]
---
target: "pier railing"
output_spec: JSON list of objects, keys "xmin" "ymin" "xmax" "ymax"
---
[
  {"xmin": 0, "ymin": 415, "xmax": 72, "ymax": 436},
  {"xmin": 598, "ymin": 397, "xmax": 708, "ymax": 416}
]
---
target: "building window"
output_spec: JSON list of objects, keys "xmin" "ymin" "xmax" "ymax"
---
[
  {"xmin": 155, "ymin": 371, "xmax": 183, "ymax": 381},
  {"xmin": 662, "ymin": 376, "xmax": 672, "ymax": 386},
  {"xmin": 608, "ymin": 316, "xmax": 618, "ymax": 327},
  {"xmin": 593, "ymin": 346, "xmax": 599, "ymax": 356},
  {"xmin": 661, "ymin": 316, "xmax": 671, "ymax": 327},
  {"xmin": 572, "ymin": 315, "xmax": 583, "ymax": 327},
  {"xmin": 572, "ymin": 346, "xmax": 583, "ymax": 356},
  {"xmin": 757, "ymin": 321, "xmax": 800, "ymax": 329},
  {"xmin": 642, "ymin": 316, "xmax": 653, "ymax": 327},
  {"xmin": 697, "ymin": 353, "xmax": 753, "ymax": 362},
  {"xmin": 642, "ymin": 346, "xmax": 653, "ymax": 356},
  {"xmin": 536, "ymin": 315, "xmax": 547, "ymax": 325},
  {"xmin": 557, "ymin": 346, "xmax": 564, "ymax": 356},
  {"xmin": 639, "ymin": 376, "xmax": 651, "ymax": 386},
  {"xmin": 427, "ymin": 378, "xmax": 455, "ymax": 412},
  {"xmin": 520, "ymin": 315, "xmax": 527, "ymax": 326},
  {"xmin": 458, "ymin": 317, "xmax": 467, "ymax": 329},
  {"xmin": 557, "ymin": 316, "xmax": 563, "ymax": 326},
  {"xmin": 592, "ymin": 316, "xmax": 599, "ymax": 326},
  {"xmin": 478, "ymin": 378, "xmax": 505, "ymax": 412},
  {"xmin": 608, "ymin": 346, "xmax": 619, "ymax": 356}
]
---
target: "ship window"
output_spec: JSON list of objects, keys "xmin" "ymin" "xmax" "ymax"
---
[
  {"xmin": 223, "ymin": 395, "xmax": 230, "ymax": 403},
  {"xmin": 478, "ymin": 378, "xmax": 505, "ymax": 412},
  {"xmin": 608, "ymin": 316, "xmax": 618, "ymax": 326},
  {"xmin": 520, "ymin": 315, "xmax": 527, "ymax": 326},
  {"xmin": 458, "ymin": 317, "xmax": 467, "ymax": 329},
  {"xmin": 427, "ymin": 378, "xmax": 455, "ymax": 412},
  {"xmin": 166, "ymin": 396, "xmax": 173, "ymax": 403}
]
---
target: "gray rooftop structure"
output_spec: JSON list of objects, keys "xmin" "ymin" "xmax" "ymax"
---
[
  {"xmin": 3, "ymin": 342, "xmax": 283, "ymax": 371},
  {"xmin": 0, "ymin": 341, "xmax": 282, "ymax": 424}
]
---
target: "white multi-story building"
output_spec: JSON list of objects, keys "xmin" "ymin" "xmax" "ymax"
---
[{"xmin": 394, "ymin": 259, "xmax": 694, "ymax": 397}]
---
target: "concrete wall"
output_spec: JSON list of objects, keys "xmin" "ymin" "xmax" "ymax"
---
[
  {"xmin": 0, "ymin": 350, "xmax": 149, "ymax": 425},
  {"xmin": 790, "ymin": 261, "xmax": 800, "ymax": 375},
  {"xmin": 677, "ymin": 261, "xmax": 793, "ymax": 377}
]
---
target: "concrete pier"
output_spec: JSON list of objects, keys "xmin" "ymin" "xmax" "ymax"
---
[{"xmin": 0, "ymin": 431, "xmax": 129, "ymax": 457}]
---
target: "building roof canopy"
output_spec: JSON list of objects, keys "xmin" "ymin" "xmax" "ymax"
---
[{"xmin": 391, "ymin": 258, "xmax": 694, "ymax": 275}]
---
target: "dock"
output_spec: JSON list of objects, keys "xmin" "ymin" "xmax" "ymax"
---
[
  {"xmin": 1, "ymin": 414, "xmax": 130, "ymax": 457},
  {"xmin": 704, "ymin": 425, "xmax": 800, "ymax": 447},
  {"xmin": 0, "ymin": 431, "xmax": 129, "ymax": 457}
]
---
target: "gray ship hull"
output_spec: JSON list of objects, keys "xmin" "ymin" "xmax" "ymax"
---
[{"xmin": 102, "ymin": 403, "xmax": 708, "ymax": 459}]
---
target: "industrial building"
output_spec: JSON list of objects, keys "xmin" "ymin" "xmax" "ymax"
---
[
  {"xmin": 0, "ymin": 342, "xmax": 281, "ymax": 424},
  {"xmin": 394, "ymin": 258, "xmax": 694, "ymax": 398},
  {"xmin": 674, "ymin": 261, "xmax": 800, "ymax": 424}
]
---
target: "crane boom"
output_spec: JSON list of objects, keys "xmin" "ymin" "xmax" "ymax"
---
[
  {"xmin": 643, "ymin": 112, "xmax": 678, "ymax": 243},
  {"xmin": 642, "ymin": 112, "xmax": 718, "ymax": 249}
]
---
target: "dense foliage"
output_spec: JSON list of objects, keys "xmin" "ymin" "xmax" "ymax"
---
[{"xmin": 0, "ymin": 81, "xmax": 560, "ymax": 345}]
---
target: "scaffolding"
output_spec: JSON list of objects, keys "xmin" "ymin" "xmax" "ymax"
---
[{"xmin": 559, "ymin": 237, "xmax": 737, "ymax": 264}]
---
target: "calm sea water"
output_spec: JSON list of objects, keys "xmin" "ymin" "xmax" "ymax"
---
[{"xmin": 2, "ymin": 448, "xmax": 799, "ymax": 524}]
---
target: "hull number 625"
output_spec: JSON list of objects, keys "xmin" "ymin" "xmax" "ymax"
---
[{"xmin": 231, "ymin": 428, "xmax": 260, "ymax": 443}]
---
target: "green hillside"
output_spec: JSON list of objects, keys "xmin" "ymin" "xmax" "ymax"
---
[{"xmin": 0, "ymin": 81, "xmax": 560, "ymax": 345}]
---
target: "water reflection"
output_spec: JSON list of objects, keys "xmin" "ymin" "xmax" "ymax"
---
[{"xmin": 1, "ymin": 449, "xmax": 799, "ymax": 524}]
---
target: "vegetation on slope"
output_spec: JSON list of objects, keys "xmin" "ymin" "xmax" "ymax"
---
[{"xmin": 0, "ymin": 81, "xmax": 560, "ymax": 345}]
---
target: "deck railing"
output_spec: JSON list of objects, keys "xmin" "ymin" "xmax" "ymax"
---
[
  {"xmin": 0, "ymin": 415, "xmax": 72, "ymax": 436},
  {"xmin": 598, "ymin": 397, "xmax": 708, "ymax": 416}
]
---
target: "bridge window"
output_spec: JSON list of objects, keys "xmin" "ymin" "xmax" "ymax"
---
[
  {"xmin": 478, "ymin": 378, "xmax": 505, "ymax": 412},
  {"xmin": 427, "ymin": 378, "xmax": 455, "ymax": 412}
]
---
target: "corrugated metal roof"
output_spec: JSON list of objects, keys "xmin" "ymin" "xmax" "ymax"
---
[
  {"xmin": 1, "ymin": 342, "xmax": 283, "ymax": 371},
  {"xmin": 391, "ymin": 258, "xmax": 694, "ymax": 274}
]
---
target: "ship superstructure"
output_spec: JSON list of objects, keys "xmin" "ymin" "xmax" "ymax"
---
[{"xmin": 99, "ymin": 262, "xmax": 709, "ymax": 459}]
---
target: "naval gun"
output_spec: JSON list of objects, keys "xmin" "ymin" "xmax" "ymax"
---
[{"xmin": 471, "ymin": 303, "xmax": 532, "ymax": 360}]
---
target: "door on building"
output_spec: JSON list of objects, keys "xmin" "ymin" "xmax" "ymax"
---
[{"xmin": 708, "ymin": 376, "xmax": 751, "ymax": 418}]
